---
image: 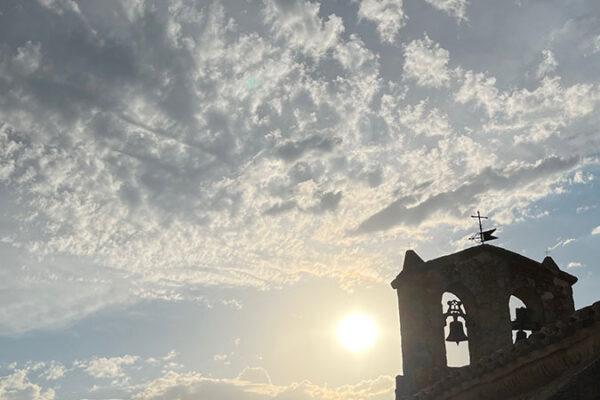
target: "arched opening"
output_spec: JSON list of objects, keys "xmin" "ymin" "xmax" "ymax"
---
[
  {"xmin": 441, "ymin": 292, "xmax": 470, "ymax": 367},
  {"xmin": 509, "ymin": 295, "xmax": 530, "ymax": 342},
  {"xmin": 509, "ymin": 289, "xmax": 543, "ymax": 343}
]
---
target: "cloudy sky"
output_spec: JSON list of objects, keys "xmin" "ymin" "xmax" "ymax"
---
[{"xmin": 0, "ymin": 0, "xmax": 599, "ymax": 398}]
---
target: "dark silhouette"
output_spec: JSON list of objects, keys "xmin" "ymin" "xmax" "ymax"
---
[{"xmin": 390, "ymin": 244, "xmax": 600, "ymax": 399}]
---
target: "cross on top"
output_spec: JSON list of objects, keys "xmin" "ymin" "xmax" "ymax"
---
[{"xmin": 470, "ymin": 210, "xmax": 498, "ymax": 244}]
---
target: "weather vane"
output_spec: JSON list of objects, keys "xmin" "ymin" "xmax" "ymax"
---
[{"xmin": 469, "ymin": 210, "xmax": 498, "ymax": 245}]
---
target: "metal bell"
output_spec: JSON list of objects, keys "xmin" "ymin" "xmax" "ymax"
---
[
  {"xmin": 515, "ymin": 329, "xmax": 527, "ymax": 343},
  {"xmin": 446, "ymin": 320, "xmax": 468, "ymax": 345}
]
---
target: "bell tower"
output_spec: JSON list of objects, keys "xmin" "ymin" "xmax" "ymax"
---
[{"xmin": 391, "ymin": 245, "xmax": 577, "ymax": 399}]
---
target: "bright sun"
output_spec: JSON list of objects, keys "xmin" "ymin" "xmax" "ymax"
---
[{"xmin": 337, "ymin": 314, "xmax": 377, "ymax": 351}]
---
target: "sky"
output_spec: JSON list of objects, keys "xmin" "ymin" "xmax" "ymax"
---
[{"xmin": 0, "ymin": 0, "xmax": 599, "ymax": 399}]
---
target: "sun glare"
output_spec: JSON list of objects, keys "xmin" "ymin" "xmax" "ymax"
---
[{"xmin": 337, "ymin": 314, "xmax": 377, "ymax": 351}]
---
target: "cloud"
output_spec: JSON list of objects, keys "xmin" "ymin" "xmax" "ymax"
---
[
  {"xmin": 357, "ymin": 0, "xmax": 406, "ymax": 44},
  {"xmin": 263, "ymin": 0, "xmax": 344, "ymax": 58},
  {"xmin": 423, "ymin": 0, "xmax": 469, "ymax": 21},
  {"xmin": 398, "ymin": 100, "xmax": 452, "ymax": 137},
  {"xmin": 354, "ymin": 156, "xmax": 579, "ymax": 233},
  {"xmin": 457, "ymin": 69, "xmax": 600, "ymax": 143},
  {"xmin": 132, "ymin": 368, "xmax": 394, "ymax": 400},
  {"xmin": 567, "ymin": 262, "xmax": 583, "ymax": 268},
  {"xmin": 274, "ymin": 136, "xmax": 342, "ymax": 162},
  {"xmin": 0, "ymin": 369, "xmax": 55, "ymax": 400},
  {"xmin": 548, "ymin": 237, "xmax": 575, "ymax": 251},
  {"xmin": 162, "ymin": 350, "xmax": 179, "ymax": 361},
  {"xmin": 536, "ymin": 49, "xmax": 558, "ymax": 79},
  {"xmin": 237, "ymin": 367, "xmax": 272, "ymax": 385},
  {"xmin": 40, "ymin": 363, "xmax": 66, "ymax": 381},
  {"xmin": 455, "ymin": 71, "xmax": 504, "ymax": 117},
  {"xmin": 12, "ymin": 41, "xmax": 42, "ymax": 76},
  {"xmin": 576, "ymin": 204, "xmax": 598, "ymax": 213},
  {"xmin": 0, "ymin": 0, "xmax": 599, "ymax": 336},
  {"xmin": 36, "ymin": 0, "xmax": 81, "ymax": 16},
  {"xmin": 403, "ymin": 35, "xmax": 451, "ymax": 87},
  {"xmin": 592, "ymin": 225, "xmax": 600, "ymax": 235},
  {"xmin": 76, "ymin": 355, "xmax": 139, "ymax": 379}
]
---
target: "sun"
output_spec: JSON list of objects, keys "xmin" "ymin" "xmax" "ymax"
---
[{"xmin": 337, "ymin": 314, "xmax": 377, "ymax": 351}]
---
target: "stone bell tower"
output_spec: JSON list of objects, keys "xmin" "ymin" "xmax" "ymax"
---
[{"xmin": 391, "ymin": 245, "xmax": 577, "ymax": 399}]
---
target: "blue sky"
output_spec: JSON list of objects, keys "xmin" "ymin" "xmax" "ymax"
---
[{"xmin": 0, "ymin": 0, "xmax": 599, "ymax": 399}]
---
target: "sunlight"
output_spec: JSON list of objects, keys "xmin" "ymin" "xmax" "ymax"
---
[{"xmin": 337, "ymin": 314, "xmax": 377, "ymax": 351}]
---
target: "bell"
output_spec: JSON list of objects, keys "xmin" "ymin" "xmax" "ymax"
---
[
  {"xmin": 446, "ymin": 320, "xmax": 468, "ymax": 345},
  {"xmin": 515, "ymin": 330, "xmax": 527, "ymax": 343},
  {"xmin": 511, "ymin": 307, "xmax": 539, "ymax": 332}
]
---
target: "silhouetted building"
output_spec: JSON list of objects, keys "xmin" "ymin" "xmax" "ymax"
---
[{"xmin": 391, "ymin": 244, "xmax": 600, "ymax": 400}]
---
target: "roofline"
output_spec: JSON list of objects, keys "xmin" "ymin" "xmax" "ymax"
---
[{"xmin": 391, "ymin": 244, "xmax": 577, "ymax": 289}]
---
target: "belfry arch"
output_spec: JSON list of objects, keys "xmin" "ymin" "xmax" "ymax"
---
[
  {"xmin": 441, "ymin": 291, "xmax": 470, "ymax": 367},
  {"xmin": 508, "ymin": 286, "xmax": 545, "ymax": 342}
]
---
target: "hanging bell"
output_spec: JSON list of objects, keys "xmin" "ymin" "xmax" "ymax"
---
[
  {"xmin": 515, "ymin": 330, "xmax": 527, "ymax": 343},
  {"xmin": 446, "ymin": 320, "xmax": 468, "ymax": 345}
]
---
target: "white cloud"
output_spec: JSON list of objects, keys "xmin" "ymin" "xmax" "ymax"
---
[
  {"xmin": 132, "ymin": 369, "xmax": 394, "ymax": 400},
  {"xmin": 76, "ymin": 355, "xmax": 139, "ymax": 379},
  {"xmin": 398, "ymin": 100, "xmax": 453, "ymax": 137},
  {"xmin": 592, "ymin": 226, "xmax": 600, "ymax": 235},
  {"xmin": 594, "ymin": 35, "xmax": 600, "ymax": 54},
  {"xmin": 0, "ymin": 0, "xmax": 599, "ymax": 337},
  {"xmin": 567, "ymin": 262, "xmax": 583, "ymax": 268},
  {"xmin": 162, "ymin": 350, "xmax": 178, "ymax": 361},
  {"xmin": 576, "ymin": 204, "xmax": 598, "ymax": 213},
  {"xmin": 0, "ymin": 369, "xmax": 55, "ymax": 400},
  {"xmin": 423, "ymin": 0, "xmax": 469, "ymax": 21},
  {"xmin": 549, "ymin": 238, "xmax": 575, "ymax": 251},
  {"xmin": 357, "ymin": 0, "xmax": 406, "ymax": 44},
  {"xmin": 12, "ymin": 42, "xmax": 42, "ymax": 76},
  {"xmin": 41, "ymin": 363, "xmax": 65, "ymax": 381},
  {"xmin": 455, "ymin": 71, "xmax": 504, "ymax": 117},
  {"xmin": 457, "ymin": 69, "xmax": 600, "ymax": 143},
  {"xmin": 36, "ymin": 0, "xmax": 81, "ymax": 15},
  {"xmin": 237, "ymin": 367, "xmax": 272, "ymax": 385},
  {"xmin": 263, "ymin": 0, "xmax": 344, "ymax": 58},
  {"xmin": 403, "ymin": 35, "xmax": 451, "ymax": 87},
  {"xmin": 536, "ymin": 49, "xmax": 558, "ymax": 79}
]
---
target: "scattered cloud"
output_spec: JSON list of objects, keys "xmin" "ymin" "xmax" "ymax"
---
[
  {"xmin": 0, "ymin": 0, "xmax": 598, "ymax": 337},
  {"xmin": 536, "ymin": 49, "xmax": 558, "ymax": 79},
  {"xmin": 1, "ymin": 1, "xmax": 600, "ymax": 400},
  {"xmin": 357, "ymin": 0, "xmax": 406, "ymax": 44},
  {"xmin": 455, "ymin": 70, "xmax": 504, "ymax": 117},
  {"xmin": 40, "ymin": 363, "xmax": 66, "ymax": 381},
  {"xmin": 423, "ymin": 0, "xmax": 469, "ymax": 21},
  {"xmin": 354, "ymin": 156, "xmax": 579, "ymax": 234},
  {"xmin": 162, "ymin": 350, "xmax": 179, "ymax": 362},
  {"xmin": 76, "ymin": 355, "xmax": 139, "ymax": 379},
  {"xmin": 0, "ymin": 368, "xmax": 55, "ymax": 400},
  {"xmin": 403, "ymin": 35, "xmax": 451, "ymax": 87},
  {"xmin": 398, "ymin": 100, "xmax": 452, "ymax": 137},
  {"xmin": 263, "ymin": 0, "xmax": 344, "ymax": 58},
  {"xmin": 132, "ymin": 368, "xmax": 394, "ymax": 400},
  {"xmin": 548, "ymin": 238, "xmax": 576, "ymax": 251},
  {"xmin": 576, "ymin": 204, "xmax": 598, "ymax": 213}
]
